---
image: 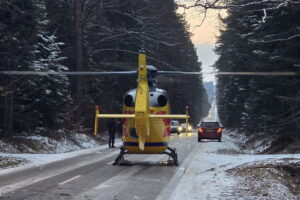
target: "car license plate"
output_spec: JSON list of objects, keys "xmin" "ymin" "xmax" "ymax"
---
[{"xmin": 206, "ymin": 129, "xmax": 214, "ymax": 132}]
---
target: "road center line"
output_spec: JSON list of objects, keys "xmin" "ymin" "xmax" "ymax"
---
[
  {"xmin": 58, "ymin": 175, "xmax": 81, "ymax": 186},
  {"xmin": 155, "ymin": 142, "xmax": 198, "ymax": 200},
  {"xmin": 0, "ymin": 150, "xmax": 119, "ymax": 195},
  {"xmin": 74, "ymin": 166, "xmax": 143, "ymax": 200},
  {"xmin": 75, "ymin": 154, "xmax": 167, "ymax": 199},
  {"xmin": 106, "ymin": 161, "xmax": 114, "ymax": 165}
]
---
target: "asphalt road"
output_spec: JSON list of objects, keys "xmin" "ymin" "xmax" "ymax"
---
[{"xmin": 0, "ymin": 133, "xmax": 198, "ymax": 200}]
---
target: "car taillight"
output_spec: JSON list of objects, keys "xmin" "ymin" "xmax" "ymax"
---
[
  {"xmin": 198, "ymin": 128, "xmax": 203, "ymax": 133},
  {"xmin": 216, "ymin": 128, "xmax": 222, "ymax": 133}
]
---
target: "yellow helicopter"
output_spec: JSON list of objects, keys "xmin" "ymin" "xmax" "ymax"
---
[{"xmin": 93, "ymin": 51, "xmax": 194, "ymax": 166}]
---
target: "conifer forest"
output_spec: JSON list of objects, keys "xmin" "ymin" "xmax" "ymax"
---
[
  {"xmin": 0, "ymin": 0, "xmax": 299, "ymax": 145},
  {"xmin": 0, "ymin": 0, "xmax": 210, "ymax": 137}
]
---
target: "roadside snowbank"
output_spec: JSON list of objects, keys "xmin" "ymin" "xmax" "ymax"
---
[
  {"xmin": 0, "ymin": 133, "xmax": 99, "ymax": 153},
  {"xmin": 0, "ymin": 138, "xmax": 122, "ymax": 176},
  {"xmin": 0, "ymin": 132, "xmax": 109, "ymax": 171},
  {"xmin": 170, "ymin": 134, "xmax": 300, "ymax": 200}
]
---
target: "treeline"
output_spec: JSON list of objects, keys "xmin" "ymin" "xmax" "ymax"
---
[
  {"xmin": 215, "ymin": 0, "xmax": 300, "ymax": 141},
  {"xmin": 0, "ymin": 0, "xmax": 210, "ymax": 137}
]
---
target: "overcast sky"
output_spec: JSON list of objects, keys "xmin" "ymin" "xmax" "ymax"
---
[
  {"xmin": 196, "ymin": 43, "xmax": 219, "ymax": 82},
  {"xmin": 177, "ymin": 1, "xmax": 225, "ymax": 82}
]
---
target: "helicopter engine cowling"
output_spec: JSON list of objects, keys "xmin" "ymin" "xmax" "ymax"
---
[{"xmin": 123, "ymin": 88, "xmax": 169, "ymax": 108}]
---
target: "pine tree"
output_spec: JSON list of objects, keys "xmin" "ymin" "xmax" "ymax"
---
[
  {"xmin": 215, "ymin": 0, "xmax": 300, "ymax": 140},
  {"xmin": 28, "ymin": 0, "xmax": 71, "ymax": 131},
  {"xmin": 0, "ymin": 0, "xmax": 71, "ymax": 136},
  {"xmin": 0, "ymin": 0, "xmax": 37, "ymax": 136}
]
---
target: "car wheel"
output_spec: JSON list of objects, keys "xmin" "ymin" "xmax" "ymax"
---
[
  {"xmin": 218, "ymin": 138, "xmax": 222, "ymax": 142},
  {"xmin": 198, "ymin": 138, "xmax": 201, "ymax": 142}
]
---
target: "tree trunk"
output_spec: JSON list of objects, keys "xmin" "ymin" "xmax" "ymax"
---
[{"xmin": 74, "ymin": 0, "xmax": 83, "ymax": 101}]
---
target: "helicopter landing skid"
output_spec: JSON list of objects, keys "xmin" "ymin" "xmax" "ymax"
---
[
  {"xmin": 112, "ymin": 146, "xmax": 179, "ymax": 166},
  {"xmin": 113, "ymin": 146, "xmax": 129, "ymax": 166},
  {"xmin": 163, "ymin": 147, "xmax": 179, "ymax": 166}
]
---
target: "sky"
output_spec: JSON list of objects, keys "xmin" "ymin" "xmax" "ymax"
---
[{"xmin": 177, "ymin": 1, "xmax": 225, "ymax": 82}]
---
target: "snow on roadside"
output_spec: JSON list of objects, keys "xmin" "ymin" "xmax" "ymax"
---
[
  {"xmin": 0, "ymin": 156, "xmax": 29, "ymax": 169},
  {"xmin": 0, "ymin": 139, "xmax": 122, "ymax": 175},
  {"xmin": 0, "ymin": 133, "xmax": 114, "ymax": 172},
  {"xmin": 228, "ymin": 158, "xmax": 300, "ymax": 200},
  {"xmin": 4, "ymin": 133, "xmax": 99, "ymax": 153},
  {"xmin": 170, "ymin": 134, "xmax": 300, "ymax": 200}
]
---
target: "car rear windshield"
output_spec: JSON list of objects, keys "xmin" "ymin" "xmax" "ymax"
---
[{"xmin": 200, "ymin": 122, "xmax": 220, "ymax": 127}]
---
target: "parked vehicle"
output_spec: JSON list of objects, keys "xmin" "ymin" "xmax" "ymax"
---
[
  {"xmin": 179, "ymin": 123, "xmax": 193, "ymax": 134},
  {"xmin": 170, "ymin": 120, "xmax": 181, "ymax": 134},
  {"xmin": 197, "ymin": 121, "xmax": 223, "ymax": 142}
]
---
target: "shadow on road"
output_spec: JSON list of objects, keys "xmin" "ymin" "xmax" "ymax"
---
[{"xmin": 115, "ymin": 159, "xmax": 178, "ymax": 167}]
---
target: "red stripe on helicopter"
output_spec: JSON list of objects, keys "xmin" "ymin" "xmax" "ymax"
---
[
  {"xmin": 122, "ymin": 110, "xmax": 134, "ymax": 137},
  {"xmin": 154, "ymin": 111, "xmax": 171, "ymax": 137},
  {"xmin": 122, "ymin": 110, "xmax": 170, "ymax": 137}
]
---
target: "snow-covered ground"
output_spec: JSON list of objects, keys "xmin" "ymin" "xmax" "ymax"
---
[{"xmin": 169, "ymin": 133, "xmax": 300, "ymax": 200}]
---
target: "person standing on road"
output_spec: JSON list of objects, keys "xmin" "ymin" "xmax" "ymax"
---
[{"xmin": 108, "ymin": 119, "xmax": 116, "ymax": 148}]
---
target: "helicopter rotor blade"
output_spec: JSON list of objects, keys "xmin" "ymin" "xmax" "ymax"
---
[
  {"xmin": 0, "ymin": 70, "xmax": 297, "ymax": 76},
  {"xmin": 0, "ymin": 71, "xmax": 137, "ymax": 76},
  {"xmin": 158, "ymin": 71, "xmax": 201, "ymax": 75},
  {"xmin": 157, "ymin": 71, "xmax": 298, "ymax": 76}
]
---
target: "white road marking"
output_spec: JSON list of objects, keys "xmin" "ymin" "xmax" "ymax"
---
[
  {"xmin": 74, "ymin": 166, "xmax": 143, "ymax": 199},
  {"xmin": 95, "ymin": 184, "xmax": 110, "ymax": 189},
  {"xmin": 58, "ymin": 175, "xmax": 81, "ymax": 186},
  {"xmin": 0, "ymin": 150, "xmax": 119, "ymax": 195},
  {"xmin": 177, "ymin": 166, "xmax": 186, "ymax": 176},
  {"xmin": 155, "ymin": 143, "xmax": 199, "ymax": 200},
  {"xmin": 75, "ymin": 154, "xmax": 167, "ymax": 199},
  {"xmin": 0, "ymin": 174, "xmax": 55, "ymax": 196},
  {"xmin": 0, "ymin": 141, "xmax": 123, "ymax": 176},
  {"xmin": 106, "ymin": 161, "xmax": 114, "ymax": 165}
]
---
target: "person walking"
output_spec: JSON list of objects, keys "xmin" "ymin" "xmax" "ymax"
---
[{"xmin": 108, "ymin": 119, "xmax": 116, "ymax": 148}]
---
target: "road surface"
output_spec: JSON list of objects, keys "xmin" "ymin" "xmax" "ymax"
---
[{"xmin": 0, "ymin": 133, "xmax": 199, "ymax": 200}]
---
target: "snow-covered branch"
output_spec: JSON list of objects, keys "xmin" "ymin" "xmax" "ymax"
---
[
  {"xmin": 251, "ymin": 34, "xmax": 300, "ymax": 43},
  {"xmin": 179, "ymin": 0, "xmax": 293, "ymax": 11}
]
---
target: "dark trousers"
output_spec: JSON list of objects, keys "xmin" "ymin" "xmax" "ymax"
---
[{"xmin": 109, "ymin": 132, "xmax": 115, "ymax": 147}]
